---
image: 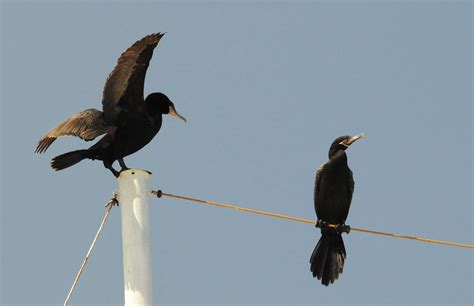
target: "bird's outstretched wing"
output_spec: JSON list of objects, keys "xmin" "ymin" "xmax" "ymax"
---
[
  {"xmin": 35, "ymin": 109, "xmax": 116, "ymax": 153},
  {"xmin": 102, "ymin": 33, "xmax": 165, "ymax": 125}
]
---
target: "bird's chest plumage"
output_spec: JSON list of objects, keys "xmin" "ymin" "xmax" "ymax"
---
[
  {"xmin": 324, "ymin": 166, "xmax": 352, "ymax": 200},
  {"xmin": 113, "ymin": 114, "xmax": 162, "ymax": 157},
  {"xmin": 315, "ymin": 159, "xmax": 354, "ymax": 223}
]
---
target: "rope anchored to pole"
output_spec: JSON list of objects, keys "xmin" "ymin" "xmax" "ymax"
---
[
  {"xmin": 151, "ymin": 190, "xmax": 473, "ymax": 250},
  {"xmin": 64, "ymin": 193, "xmax": 118, "ymax": 306}
]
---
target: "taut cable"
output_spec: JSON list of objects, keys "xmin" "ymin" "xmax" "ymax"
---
[
  {"xmin": 64, "ymin": 193, "xmax": 118, "ymax": 306},
  {"xmin": 151, "ymin": 190, "xmax": 473, "ymax": 249}
]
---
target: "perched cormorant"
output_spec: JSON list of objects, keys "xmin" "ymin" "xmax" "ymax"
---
[
  {"xmin": 310, "ymin": 133, "xmax": 365, "ymax": 286},
  {"xmin": 35, "ymin": 33, "xmax": 186, "ymax": 176}
]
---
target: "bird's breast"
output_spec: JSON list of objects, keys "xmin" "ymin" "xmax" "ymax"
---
[
  {"xmin": 113, "ymin": 115, "xmax": 162, "ymax": 157},
  {"xmin": 315, "ymin": 162, "xmax": 354, "ymax": 223}
]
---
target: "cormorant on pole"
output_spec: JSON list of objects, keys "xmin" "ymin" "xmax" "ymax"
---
[
  {"xmin": 310, "ymin": 133, "xmax": 365, "ymax": 286},
  {"xmin": 35, "ymin": 33, "xmax": 186, "ymax": 177}
]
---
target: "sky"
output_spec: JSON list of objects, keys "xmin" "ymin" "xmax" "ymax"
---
[{"xmin": 1, "ymin": 0, "xmax": 472, "ymax": 305}]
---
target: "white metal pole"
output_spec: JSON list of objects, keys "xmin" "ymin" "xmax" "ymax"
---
[{"xmin": 118, "ymin": 169, "xmax": 153, "ymax": 306}]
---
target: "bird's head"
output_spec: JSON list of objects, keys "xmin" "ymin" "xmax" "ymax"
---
[
  {"xmin": 145, "ymin": 92, "xmax": 187, "ymax": 122},
  {"xmin": 328, "ymin": 133, "xmax": 365, "ymax": 159}
]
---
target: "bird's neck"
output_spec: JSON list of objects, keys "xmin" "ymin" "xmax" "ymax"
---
[
  {"xmin": 149, "ymin": 113, "xmax": 163, "ymax": 125},
  {"xmin": 329, "ymin": 150, "xmax": 348, "ymax": 166},
  {"xmin": 145, "ymin": 101, "xmax": 167, "ymax": 117},
  {"xmin": 144, "ymin": 105, "xmax": 162, "ymax": 120}
]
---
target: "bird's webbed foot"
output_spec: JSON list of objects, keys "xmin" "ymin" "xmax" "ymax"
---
[
  {"xmin": 315, "ymin": 220, "xmax": 330, "ymax": 231},
  {"xmin": 335, "ymin": 223, "xmax": 351, "ymax": 234},
  {"xmin": 316, "ymin": 220, "xmax": 350, "ymax": 234}
]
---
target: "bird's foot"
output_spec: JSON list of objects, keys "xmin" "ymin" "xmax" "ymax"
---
[
  {"xmin": 315, "ymin": 220, "xmax": 330, "ymax": 231},
  {"xmin": 335, "ymin": 223, "xmax": 351, "ymax": 234},
  {"xmin": 316, "ymin": 220, "xmax": 350, "ymax": 234}
]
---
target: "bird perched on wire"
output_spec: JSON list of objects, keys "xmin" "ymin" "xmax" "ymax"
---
[
  {"xmin": 35, "ymin": 33, "xmax": 186, "ymax": 177},
  {"xmin": 310, "ymin": 133, "xmax": 365, "ymax": 286}
]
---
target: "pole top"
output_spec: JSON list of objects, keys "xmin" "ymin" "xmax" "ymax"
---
[{"xmin": 118, "ymin": 169, "xmax": 152, "ymax": 178}]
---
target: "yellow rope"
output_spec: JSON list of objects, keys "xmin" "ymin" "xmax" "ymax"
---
[{"xmin": 151, "ymin": 190, "xmax": 473, "ymax": 250}]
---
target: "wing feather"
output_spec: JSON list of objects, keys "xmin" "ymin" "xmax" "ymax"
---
[
  {"xmin": 102, "ymin": 33, "xmax": 165, "ymax": 124},
  {"xmin": 314, "ymin": 164, "xmax": 326, "ymax": 217},
  {"xmin": 342, "ymin": 169, "xmax": 355, "ymax": 221},
  {"xmin": 35, "ymin": 109, "xmax": 115, "ymax": 153}
]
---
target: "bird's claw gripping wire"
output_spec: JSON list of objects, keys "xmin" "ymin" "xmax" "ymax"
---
[
  {"xmin": 316, "ymin": 220, "xmax": 350, "ymax": 234},
  {"xmin": 335, "ymin": 223, "xmax": 351, "ymax": 234},
  {"xmin": 315, "ymin": 220, "xmax": 329, "ymax": 230}
]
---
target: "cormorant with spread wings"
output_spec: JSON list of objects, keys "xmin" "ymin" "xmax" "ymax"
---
[{"xmin": 35, "ymin": 33, "xmax": 186, "ymax": 176}]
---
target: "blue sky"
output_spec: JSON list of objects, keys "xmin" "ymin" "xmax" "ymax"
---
[{"xmin": 1, "ymin": 1, "xmax": 472, "ymax": 305}]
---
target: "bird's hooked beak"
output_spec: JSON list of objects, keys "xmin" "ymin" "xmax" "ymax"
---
[
  {"xmin": 168, "ymin": 105, "xmax": 187, "ymax": 122},
  {"xmin": 340, "ymin": 132, "xmax": 366, "ymax": 147}
]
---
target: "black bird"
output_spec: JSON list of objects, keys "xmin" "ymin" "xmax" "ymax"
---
[
  {"xmin": 35, "ymin": 33, "xmax": 186, "ymax": 176},
  {"xmin": 310, "ymin": 133, "xmax": 365, "ymax": 286}
]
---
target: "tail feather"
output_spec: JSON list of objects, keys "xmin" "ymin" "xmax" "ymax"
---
[
  {"xmin": 310, "ymin": 232, "xmax": 346, "ymax": 286},
  {"xmin": 310, "ymin": 237, "xmax": 328, "ymax": 278},
  {"xmin": 51, "ymin": 150, "xmax": 90, "ymax": 170}
]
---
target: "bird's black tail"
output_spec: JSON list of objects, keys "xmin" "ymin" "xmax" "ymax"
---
[
  {"xmin": 51, "ymin": 150, "xmax": 91, "ymax": 171},
  {"xmin": 310, "ymin": 231, "xmax": 346, "ymax": 286}
]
